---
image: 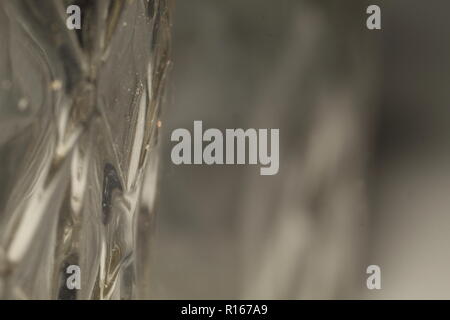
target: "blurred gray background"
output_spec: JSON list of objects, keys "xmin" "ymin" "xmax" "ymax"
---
[{"xmin": 147, "ymin": 0, "xmax": 450, "ymax": 299}]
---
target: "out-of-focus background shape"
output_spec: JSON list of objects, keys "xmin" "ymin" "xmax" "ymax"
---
[{"xmin": 148, "ymin": 0, "xmax": 450, "ymax": 299}]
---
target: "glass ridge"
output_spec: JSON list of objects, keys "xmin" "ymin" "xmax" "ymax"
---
[{"xmin": 0, "ymin": 0, "xmax": 171, "ymax": 299}]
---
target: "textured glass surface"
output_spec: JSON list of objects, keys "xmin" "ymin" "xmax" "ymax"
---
[{"xmin": 0, "ymin": 0, "xmax": 170, "ymax": 299}]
